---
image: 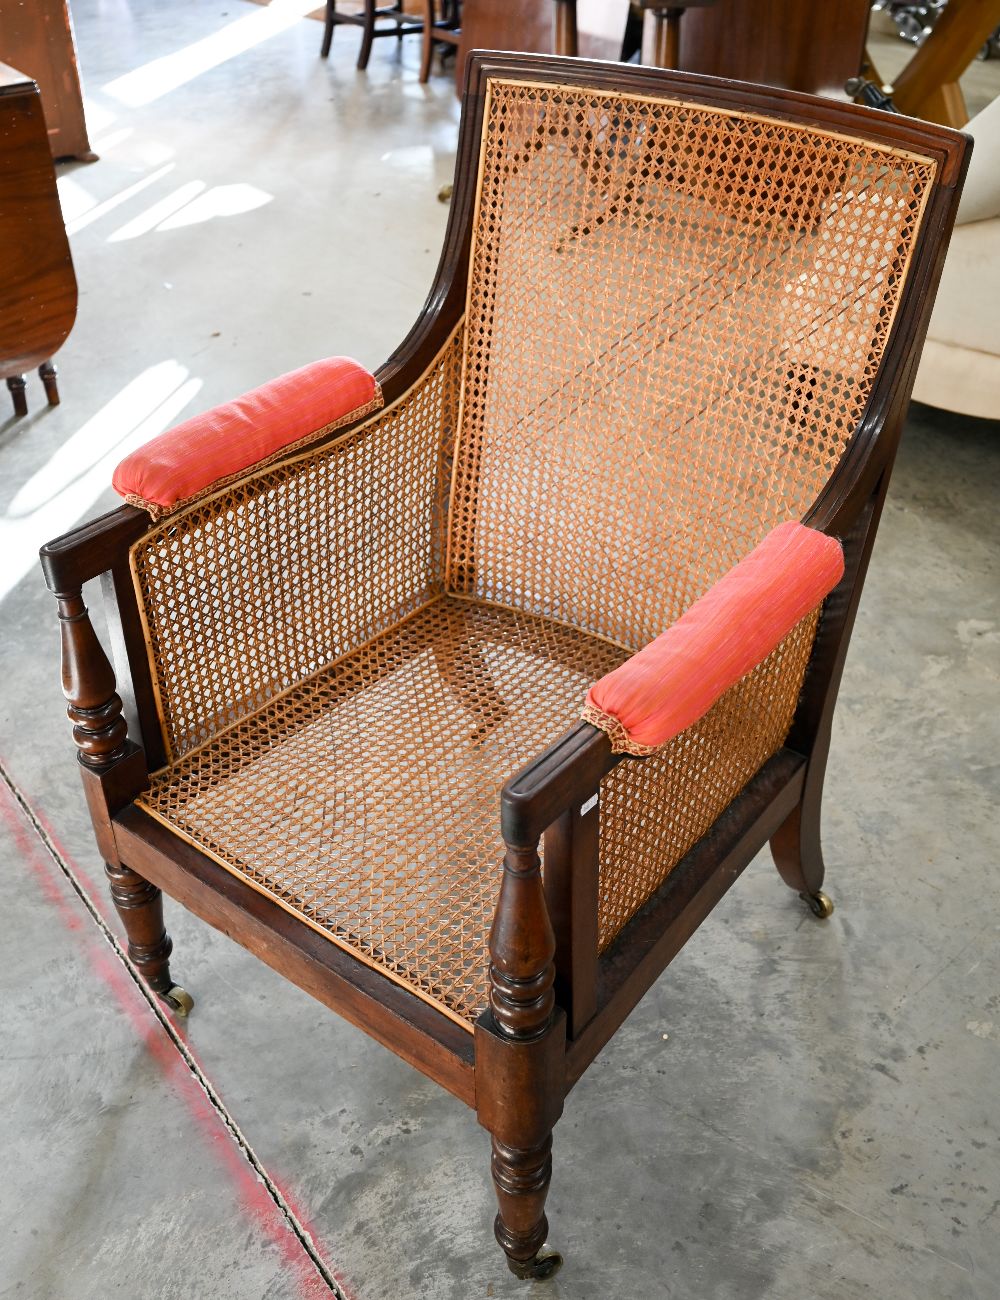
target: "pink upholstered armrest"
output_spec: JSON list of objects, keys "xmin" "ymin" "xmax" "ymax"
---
[
  {"xmin": 582, "ymin": 522, "xmax": 845, "ymax": 756},
  {"xmin": 113, "ymin": 357, "xmax": 382, "ymax": 518}
]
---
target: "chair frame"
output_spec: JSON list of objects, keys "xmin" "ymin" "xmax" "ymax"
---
[
  {"xmin": 420, "ymin": 0, "xmax": 462, "ymax": 84},
  {"xmin": 321, "ymin": 0, "xmax": 424, "ymax": 71},
  {"xmin": 40, "ymin": 54, "xmax": 969, "ymax": 1280}
]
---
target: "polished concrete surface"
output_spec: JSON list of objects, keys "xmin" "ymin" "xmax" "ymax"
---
[{"xmin": 1, "ymin": 4, "xmax": 998, "ymax": 1297}]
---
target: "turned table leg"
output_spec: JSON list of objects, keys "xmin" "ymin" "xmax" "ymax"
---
[
  {"xmin": 7, "ymin": 375, "xmax": 27, "ymax": 417},
  {"xmin": 39, "ymin": 361, "xmax": 60, "ymax": 406}
]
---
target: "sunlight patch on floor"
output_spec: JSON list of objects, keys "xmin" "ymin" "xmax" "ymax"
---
[
  {"xmin": 1, "ymin": 364, "xmax": 202, "ymax": 602},
  {"xmin": 102, "ymin": 0, "xmax": 321, "ymax": 108}
]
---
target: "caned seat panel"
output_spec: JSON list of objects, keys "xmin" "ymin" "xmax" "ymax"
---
[
  {"xmin": 137, "ymin": 595, "xmax": 819, "ymax": 1027},
  {"xmin": 137, "ymin": 597, "xmax": 625, "ymax": 1026}
]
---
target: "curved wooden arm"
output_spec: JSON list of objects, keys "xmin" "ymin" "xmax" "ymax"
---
[{"xmin": 501, "ymin": 721, "xmax": 617, "ymax": 848}]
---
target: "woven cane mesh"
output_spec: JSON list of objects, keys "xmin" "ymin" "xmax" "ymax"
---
[
  {"xmin": 445, "ymin": 78, "xmax": 933, "ymax": 953},
  {"xmin": 137, "ymin": 595, "xmax": 818, "ymax": 1024},
  {"xmin": 595, "ymin": 609, "xmax": 819, "ymax": 950},
  {"xmin": 138, "ymin": 596, "xmax": 626, "ymax": 1026},
  {"xmin": 131, "ymin": 328, "xmax": 463, "ymax": 761},
  {"xmin": 449, "ymin": 80, "xmax": 934, "ymax": 644}
]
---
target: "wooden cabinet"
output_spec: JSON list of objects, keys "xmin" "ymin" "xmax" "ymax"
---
[
  {"xmin": 0, "ymin": 61, "xmax": 77, "ymax": 416},
  {"xmin": 0, "ymin": 0, "xmax": 93, "ymax": 160},
  {"xmin": 457, "ymin": 0, "xmax": 871, "ymax": 99},
  {"xmin": 675, "ymin": 0, "xmax": 871, "ymax": 98}
]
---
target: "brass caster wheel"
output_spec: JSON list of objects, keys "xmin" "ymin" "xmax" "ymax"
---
[
  {"xmin": 437, "ymin": 183, "xmax": 453, "ymax": 203},
  {"xmin": 506, "ymin": 1246, "xmax": 563, "ymax": 1281},
  {"xmin": 159, "ymin": 985, "xmax": 194, "ymax": 1016},
  {"xmin": 800, "ymin": 890, "xmax": 834, "ymax": 920}
]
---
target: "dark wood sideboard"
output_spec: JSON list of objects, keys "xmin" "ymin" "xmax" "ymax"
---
[
  {"xmin": 0, "ymin": 0, "xmax": 93, "ymax": 161},
  {"xmin": 0, "ymin": 62, "xmax": 78, "ymax": 416}
]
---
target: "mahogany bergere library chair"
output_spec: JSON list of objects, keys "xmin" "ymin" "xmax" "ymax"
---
[{"xmin": 41, "ymin": 53, "xmax": 968, "ymax": 1280}]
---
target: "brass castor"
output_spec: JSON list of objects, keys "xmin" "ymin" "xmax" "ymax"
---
[
  {"xmin": 437, "ymin": 183, "xmax": 453, "ymax": 203},
  {"xmin": 800, "ymin": 890, "xmax": 834, "ymax": 920},
  {"xmin": 159, "ymin": 985, "xmax": 194, "ymax": 1016},
  {"xmin": 506, "ymin": 1247, "xmax": 563, "ymax": 1281}
]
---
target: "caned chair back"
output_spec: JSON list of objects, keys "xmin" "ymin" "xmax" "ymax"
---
[{"xmin": 447, "ymin": 76, "xmax": 936, "ymax": 650}]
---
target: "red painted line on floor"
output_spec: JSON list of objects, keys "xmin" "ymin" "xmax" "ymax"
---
[
  {"xmin": 32, "ymin": 804, "xmax": 114, "ymax": 922},
  {"xmin": 269, "ymin": 1174, "xmax": 363, "ymax": 1300},
  {"xmin": 88, "ymin": 942, "xmax": 341, "ymax": 1300},
  {"xmin": 0, "ymin": 776, "xmax": 342, "ymax": 1300}
]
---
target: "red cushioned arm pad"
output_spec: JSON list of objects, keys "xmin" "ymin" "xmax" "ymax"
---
[
  {"xmin": 112, "ymin": 356, "xmax": 382, "ymax": 519},
  {"xmin": 581, "ymin": 521, "xmax": 845, "ymax": 756}
]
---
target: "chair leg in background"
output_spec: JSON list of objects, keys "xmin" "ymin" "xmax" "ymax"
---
[
  {"xmin": 6, "ymin": 375, "xmax": 27, "ymax": 417},
  {"xmin": 105, "ymin": 861, "xmax": 194, "ymax": 1014},
  {"xmin": 39, "ymin": 361, "xmax": 60, "ymax": 406},
  {"xmin": 357, "ymin": 0, "xmax": 377, "ymax": 69},
  {"xmin": 420, "ymin": 0, "xmax": 434, "ymax": 82},
  {"xmin": 321, "ymin": 0, "xmax": 336, "ymax": 57}
]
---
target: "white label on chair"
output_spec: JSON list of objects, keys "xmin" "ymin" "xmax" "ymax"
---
[{"xmin": 581, "ymin": 794, "xmax": 599, "ymax": 816}]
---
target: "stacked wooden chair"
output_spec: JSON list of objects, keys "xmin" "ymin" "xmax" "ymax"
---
[
  {"xmin": 321, "ymin": 0, "xmax": 425, "ymax": 72},
  {"xmin": 321, "ymin": 0, "xmax": 462, "ymax": 85},
  {"xmin": 41, "ymin": 53, "xmax": 968, "ymax": 1279}
]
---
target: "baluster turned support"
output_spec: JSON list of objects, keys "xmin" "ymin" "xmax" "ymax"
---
[
  {"xmin": 39, "ymin": 361, "xmax": 60, "ymax": 406},
  {"xmin": 488, "ymin": 843, "xmax": 557, "ymax": 1039},
  {"xmin": 7, "ymin": 374, "xmax": 28, "ymax": 418},
  {"xmin": 55, "ymin": 588, "xmax": 191, "ymax": 1014},
  {"xmin": 477, "ymin": 839, "xmax": 566, "ymax": 1281},
  {"xmin": 57, "ymin": 590, "xmax": 129, "ymax": 769}
]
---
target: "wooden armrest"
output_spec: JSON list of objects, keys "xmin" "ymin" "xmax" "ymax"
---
[{"xmin": 501, "ymin": 722, "xmax": 619, "ymax": 847}]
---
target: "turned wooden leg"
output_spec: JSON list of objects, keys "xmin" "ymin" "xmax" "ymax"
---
[
  {"xmin": 6, "ymin": 375, "xmax": 27, "ymax": 417},
  {"xmin": 477, "ymin": 838, "xmax": 566, "ymax": 1280},
  {"xmin": 652, "ymin": 7, "xmax": 684, "ymax": 69},
  {"xmin": 553, "ymin": 0, "xmax": 579, "ymax": 57},
  {"xmin": 39, "ymin": 361, "xmax": 60, "ymax": 406},
  {"xmin": 49, "ymin": 585, "xmax": 193, "ymax": 1013},
  {"xmin": 105, "ymin": 861, "xmax": 193, "ymax": 1013},
  {"xmin": 491, "ymin": 1135, "xmax": 562, "ymax": 1280}
]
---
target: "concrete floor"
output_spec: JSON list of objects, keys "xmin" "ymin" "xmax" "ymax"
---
[{"xmin": 1, "ymin": 3, "xmax": 998, "ymax": 1297}]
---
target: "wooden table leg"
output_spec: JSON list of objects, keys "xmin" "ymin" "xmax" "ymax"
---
[
  {"xmin": 6, "ymin": 375, "xmax": 27, "ymax": 417},
  {"xmin": 890, "ymin": 0, "xmax": 1000, "ymax": 126},
  {"xmin": 553, "ymin": 0, "xmax": 578, "ymax": 56},
  {"xmin": 39, "ymin": 361, "xmax": 60, "ymax": 406},
  {"xmin": 653, "ymin": 7, "xmax": 685, "ymax": 67}
]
